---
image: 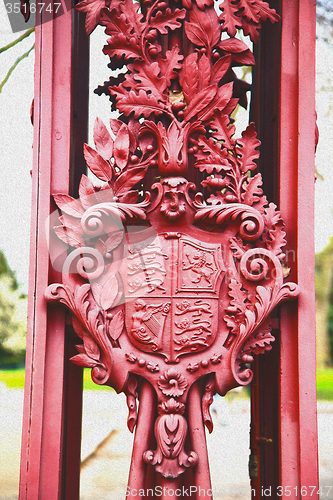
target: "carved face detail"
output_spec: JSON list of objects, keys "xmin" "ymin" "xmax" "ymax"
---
[
  {"xmin": 160, "ymin": 178, "xmax": 187, "ymax": 220},
  {"xmin": 134, "ymin": 299, "xmax": 146, "ymax": 311},
  {"xmin": 160, "ymin": 190, "xmax": 186, "ymax": 220}
]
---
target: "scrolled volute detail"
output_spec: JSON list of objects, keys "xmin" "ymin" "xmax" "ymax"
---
[
  {"xmin": 62, "ymin": 247, "xmax": 105, "ymax": 281},
  {"xmin": 194, "ymin": 202, "xmax": 265, "ymax": 241},
  {"xmin": 239, "ymin": 247, "xmax": 282, "ymax": 283},
  {"xmin": 81, "ymin": 197, "xmax": 150, "ymax": 237},
  {"xmin": 45, "ymin": 282, "xmax": 114, "ymax": 385}
]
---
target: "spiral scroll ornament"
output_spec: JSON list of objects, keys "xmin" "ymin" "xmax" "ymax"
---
[
  {"xmin": 239, "ymin": 248, "xmax": 282, "ymax": 283},
  {"xmin": 62, "ymin": 247, "xmax": 105, "ymax": 280},
  {"xmin": 194, "ymin": 202, "xmax": 265, "ymax": 241}
]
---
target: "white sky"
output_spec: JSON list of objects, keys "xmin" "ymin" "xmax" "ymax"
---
[
  {"xmin": 0, "ymin": 13, "xmax": 34, "ymax": 293},
  {"xmin": 315, "ymin": 39, "xmax": 333, "ymax": 253},
  {"xmin": 0, "ymin": 14, "xmax": 333, "ymax": 293}
]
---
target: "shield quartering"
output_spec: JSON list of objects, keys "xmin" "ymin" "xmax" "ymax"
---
[{"xmin": 123, "ymin": 230, "xmax": 225, "ymax": 362}]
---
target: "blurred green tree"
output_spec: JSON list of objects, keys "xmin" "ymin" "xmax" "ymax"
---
[
  {"xmin": 316, "ymin": 239, "xmax": 333, "ymax": 367},
  {"xmin": 0, "ymin": 250, "xmax": 27, "ymax": 367}
]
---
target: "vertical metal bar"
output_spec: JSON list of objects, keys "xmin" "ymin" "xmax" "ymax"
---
[
  {"xmin": 127, "ymin": 381, "xmax": 156, "ymax": 500},
  {"xmin": 250, "ymin": 1, "xmax": 282, "ymax": 491},
  {"xmin": 279, "ymin": 0, "xmax": 319, "ymax": 495},
  {"xmin": 62, "ymin": 8, "xmax": 89, "ymax": 499},
  {"xmin": 187, "ymin": 381, "xmax": 212, "ymax": 500},
  {"xmin": 19, "ymin": 10, "xmax": 68, "ymax": 499},
  {"xmin": 19, "ymin": 5, "xmax": 89, "ymax": 499}
]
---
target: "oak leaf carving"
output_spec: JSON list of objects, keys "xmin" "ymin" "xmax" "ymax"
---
[
  {"xmin": 223, "ymin": 314, "xmax": 238, "ymax": 334},
  {"xmin": 226, "ymin": 279, "xmax": 248, "ymax": 315},
  {"xmin": 235, "ymin": 122, "xmax": 261, "ymax": 173},
  {"xmin": 241, "ymin": 0, "xmax": 280, "ymax": 24},
  {"xmin": 208, "ymin": 110, "xmax": 235, "ymax": 149},
  {"xmin": 99, "ymin": 7, "xmax": 132, "ymax": 37},
  {"xmin": 103, "ymin": 33, "xmax": 142, "ymax": 60},
  {"xmin": 116, "ymin": 0, "xmax": 143, "ymax": 37},
  {"xmin": 75, "ymin": 0, "xmax": 108, "ymax": 35},
  {"xmin": 195, "ymin": 0, "xmax": 214, "ymax": 9},
  {"xmin": 237, "ymin": 0, "xmax": 260, "ymax": 22},
  {"xmin": 194, "ymin": 136, "xmax": 231, "ymax": 173},
  {"xmin": 131, "ymin": 60, "xmax": 167, "ymax": 99},
  {"xmin": 240, "ymin": 18, "xmax": 260, "ymax": 44},
  {"xmin": 229, "ymin": 236, "xmax": 250, "ymax": 259},
  {"xmin": 219, "ymin": 0, "xmax": 241, "ymax": 37},
  {"xmin": 241, "ymin": 173, "xmax": 263, "ymax": 206},
  {"xmin": 112, "ymin": 89, "xmax": 167, "ymax": 118},
  {"xmin": 159, "ymin": 47, "xmax": 184, "ymax": 87},
  {"xmin": 262, "ymin": 203, "xmax": 286, "ymax": 259},
  {"xmin": 242, "ymin": 317, "xmax": 275, "ymax": 355},
  {"xmin": 150, "ymin": 8, "xmax": 186, "ymax": 35}
]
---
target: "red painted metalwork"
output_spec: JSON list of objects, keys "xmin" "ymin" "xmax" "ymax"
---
[
  {"xmin": 19, "ymin": 8, "xmax": 89, "ymax": 500},
  {"xmin": 40, "ymin": 0, "xmax": 302, "ymax": 495},
  {"xmin": 249, "ymin": 0, "xmax": 319, "ymax": 496},
  {"xmin": 19, "ymin": 0, "xmax": 319, "ymax": 498},
  {"xmin": 279, "ymin": 0, "xmax": 319, "ymax": 495}
]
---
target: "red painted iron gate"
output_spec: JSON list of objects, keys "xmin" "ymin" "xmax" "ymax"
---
[{"xmin": 19, "ymin": 1, "xmax": 319, "ymax": 499}]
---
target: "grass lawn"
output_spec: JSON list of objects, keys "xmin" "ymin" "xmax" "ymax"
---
[
  {"xmin": 0, "ymin": 368, "xmax": 111, "ymax": 391},
  {"xmin": 0, "ymin": 368, "xmax": 25, "ymax": 388},
  {"xmin": 1, "ymin": 367, "xmax": 332, "ymax": 399},
  {"xmin": 316, "ymin": 368, "xmax": 333, "ymax": 400}
]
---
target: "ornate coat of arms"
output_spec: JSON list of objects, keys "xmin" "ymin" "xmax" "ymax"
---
[{"xmin": 45, "ymin": 0, "xmax": 299, "ymax": 494}]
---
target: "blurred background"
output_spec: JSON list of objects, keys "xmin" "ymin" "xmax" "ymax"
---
[{"xmin": 1, "ymin": 2, "xmax": 333, "ymax": 499}]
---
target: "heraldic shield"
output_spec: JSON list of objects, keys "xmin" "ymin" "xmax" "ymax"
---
[
  {"xmin": 123, "ymin": 225, "xmax": 225, "ymax": 362},
  {"xmin": 44, "ymin": 0, "xmax": 300, "ymax": 495}
]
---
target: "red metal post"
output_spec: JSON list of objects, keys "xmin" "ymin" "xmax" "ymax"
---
[
  {"xmin": 19, "ymin": 0, "xmax": 319, "ymax": 497},
  {"xmin": 19, "ymin": 7, "xmax": 88, "ymax": 500},
  {"xmin": 279, "ymin": 0, "xmax": 319, "ymax": 495},
  {"xmin": 250, "ymin": 1, "xmax": 318, "ymax": 495}
]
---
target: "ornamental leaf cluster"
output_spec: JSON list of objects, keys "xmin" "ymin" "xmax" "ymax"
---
[{"xmin": 74, "ymin": 0, "xmax": 279, "ymax": 197}]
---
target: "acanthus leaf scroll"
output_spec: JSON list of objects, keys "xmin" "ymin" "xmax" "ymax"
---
[{"xmin": 45, "ymin": 0, "xmax": 299, "ymax": 492}]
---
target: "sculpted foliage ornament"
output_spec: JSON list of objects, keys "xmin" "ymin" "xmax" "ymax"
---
[{"xmin": 45, "ymin": 0, "xmax": 298, "ymax": 494}]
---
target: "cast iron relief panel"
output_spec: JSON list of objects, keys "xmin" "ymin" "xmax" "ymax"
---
[{"xmin": 45, "ymin": 0, "xmax": 298, "ymax": 493}]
